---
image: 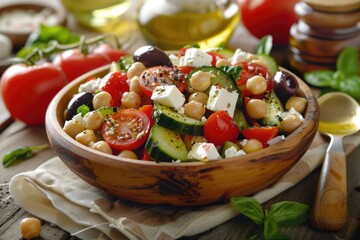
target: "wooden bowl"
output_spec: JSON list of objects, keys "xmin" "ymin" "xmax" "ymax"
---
[
  {"xmin": 0, "ymin": 1, "xmax": 66, "ymax": 50},
  {"xmin": 46, "ymin": 65, "xmax": 319, "ymax": 206}
]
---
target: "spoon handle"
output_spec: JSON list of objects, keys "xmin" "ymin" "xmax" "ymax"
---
[{"xmin": 312, "ymin": 135, "xmax": 347, "ymax": 231}]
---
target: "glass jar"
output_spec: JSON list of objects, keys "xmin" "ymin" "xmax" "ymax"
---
[
  {"xmin": 288, "ymin": 0, "xmax": 360, "ymax": 74},
  {"xmin": 61, "ymin": 0, "xmax": 135, "ymax": 34},
  {"xmin": 136, "ymin": 0, "xmax": 239, "ymax": 50}
]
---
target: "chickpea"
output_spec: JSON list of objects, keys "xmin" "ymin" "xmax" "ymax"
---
[
  {"xmin": 189, "ymin": 71, "xmax": 212, "ymax": 92},
  {"xmin": 75, "ymin": 130, "xmax": 96, "ymax": 146},
  {"xmin": 241, "ymin": 139, "xmax": 263, "ymax": 153},
  {"xmin": 246, "ymin": 99, "xmax": 267, "ymax": 119},
  {"xmin": 129, "ymin": 76, "xmax": 143, "ymax": 96},
  {"xmin": 93, "ymin": 91, "xmax": 112, "ymax": 110},
  {"xmin": 83, "ymin": 111, "xmax": 103, "ymax": 130},
  {"xmin": 285, "ymin": 96, "xmax": 307, "ymax": 114},
  {"xmin": 183, "ymin": 135, "xmax": 207, "ymax": 151},
  {"xmin": 118, "ymin": 150, "xmax": 138, "ymax": 159},
  {"xmin": 121, "ymin": 91, "xmax": 142, "ymax": 109},
  {"xmin": 184, "ymin": 100, "xmax": 206, "ymax": 120},
  {"xmin": 246, "ymin": 75, "xmax": 267, "ymax": 95},
  {"xmin": 20, "ymin": 217, "xmax": 41, "ymax": 239},
  {"xmin": 63, "ymin": 119, "xmax": 84, "ymax": 138},
  {"xmin": 215, "ymin": 58, "xmax": 231, "ymax": 67},
  {"xmin": 127, "ymin": 62, "xmax": 146, "ymax": 79},
  {"xmin": 281, "ymin": 114, "xmax": 303, "ymax": 134},
  {"xmin": 91, "ymin": 141, "xmax": 112, "ymax": 154},
  {"xmin": 188, "ymin": 92, "xmax": 208, "ymax": 105}
]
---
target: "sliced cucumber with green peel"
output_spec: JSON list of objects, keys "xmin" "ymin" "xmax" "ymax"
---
[
  {"xmin": 186, "ymin": 66, "xmax": 237, "ymax": 93},
  {"xmin": 145, "ymin": 124, "xmax": 189, "ymax": 162},
  {"xmin": 205, "ymin": 47, "xmax": 235, "ymax": 59},
  {"xmin": 262, "ymin": 90, "xmax": 284, "ymax": 127},
  {"xmin": 254, "ymin": 54, "xmax": 278, "ymax": 77},
  {"xmin": 233, "ymin": 109, "xmax": 248, "ymax": 131},
  {"xmin": 153, "ymin": 102, "xmax": 204, "ymax": 135}
]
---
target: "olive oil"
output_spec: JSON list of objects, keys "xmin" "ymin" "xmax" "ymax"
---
[
  {"xmin": 137, "ymin": 0, "xmax": 239, "ymax": 50},
  {"xmin": 319, "ymin": 121, "xmax": 359, "ymax": 136},
  {"xmin": 61, "ymin": 0, "xmax": 134, "ymax": 34}
]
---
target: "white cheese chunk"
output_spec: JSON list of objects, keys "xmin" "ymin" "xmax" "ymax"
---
[
  {"xmin": 188, "ymin": 142, "xmax": 221, "ymax": 162},
  {"xmin": 180, "ymin": 48, "xmax": 212, "ymax": 67},
  {"xmin": 206, "ymin": 85, "xmax": 239, "ymax": 117},
  {"xmin": 230, "ymin": 49, "xmax": 254, "ymax": 65},
  {"xmin": 78, "ymin": 78, "xmax": 101, "ymax": 93},
  {"xmin": 151, "ymin": 85, "xmax": 185, "ymax": 109},
  {"xmin": 224, "ymin": 146, "xmax": 247, "ymax": 158}
]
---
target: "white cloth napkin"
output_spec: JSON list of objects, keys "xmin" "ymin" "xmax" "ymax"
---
[{"xmin": 9, "ymin": 132, "xmax": 360, "ymax": 240}]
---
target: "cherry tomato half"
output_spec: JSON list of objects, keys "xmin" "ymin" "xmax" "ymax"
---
[
  {"xmin": 236, "ymin": 62, "xmax": 271, "ymax": 98},
  {"xmin": 53, "ymin": 48, "xmax": 111, "ymax": 82},
  {"xmin": 139, "ymin": 66, "xmax": 187, "ymax": 97},
  {"xmin": 0, "ymin": 63, "xmax": 67, "ymax": 126},
  {"xmin": 242, "ymin": 126, "xmax": 280, "ymax": 147},
  {"xmin": 102, "ymin": 109, "xmax": 151, "ymax": 151},
  {"xmin": 204, "ymin": 111, "xmax": 240, "ymax": 146},
  {"xmin": 99, "ymin": 71, "xmax": 129, "ymax": 107}
]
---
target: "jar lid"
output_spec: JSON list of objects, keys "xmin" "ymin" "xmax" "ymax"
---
[{"xmin": 302, "ymin": 0, "xmax": 360, "ymax": 12}]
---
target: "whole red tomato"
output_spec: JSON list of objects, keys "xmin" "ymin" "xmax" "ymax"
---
[
  {"xmin": 93, "ymin": 43, "xmax": 129, "ymax": 62},
  {"xmin": 53, "ymin": 48, "xmax": 111, "ymax": 82},
  {"xmin": 238, "ymin": 0, "xmax": 298, "ymax": 46},
  {"xmin": 0, "ymin": 63, "xmax": 67, "ymax": 126}
]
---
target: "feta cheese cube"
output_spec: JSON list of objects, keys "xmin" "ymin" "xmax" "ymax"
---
[
  {"xmin": 230, "ymin": 49, "xmax": 254, "ymax": 65},
  {"xmin": 206, "ymin": 85, "xmax": 239, "ymax": 117},
  {"xmin": 180, "ymin": 48, "xmax": 212, "ymax": 67},
  {"xmin": 188, "ymin": 142, "xmax": 221, "ymax": 162},
  {"xmin": 151, "ymin": 85, "xmax": 185, "ymax": 109},
  {"xmin": 224, "ymin": 146, "xmax": 247, "ymax": 158},
  {"xmin": 78, "ymin": 78, "xmax": 101, "ymax": 93}
]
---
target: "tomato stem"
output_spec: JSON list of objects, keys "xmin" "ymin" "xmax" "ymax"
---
[{"xmin": 1, "ymin": 33, "xmax": 123, "ymax": 66}]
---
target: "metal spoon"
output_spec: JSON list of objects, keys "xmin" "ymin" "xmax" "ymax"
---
[{"xmin": 312, "ymin": 92, "xmax": 360, "ymax": 231}]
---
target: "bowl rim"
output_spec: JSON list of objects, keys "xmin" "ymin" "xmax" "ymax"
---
[{"xmin": 46, "ymin": 64, "xmax": 319, "ymax": 167}]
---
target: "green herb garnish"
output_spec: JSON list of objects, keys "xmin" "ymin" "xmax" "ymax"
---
[
  {"xmin": 303, "ymin": 47, "xmax": 360, "ymax": 102},
  {"xmin": 2, "ymin": 144, "xmax": 49, "ymax": 168},
  {"xmin": 255, "ymin": 35, "xmax": 273, "ymax": 55},
  {"xmin": 77, "ymin": 104, "xmax": 90, "ymax": 117},
  {"xmin": 231, "ymin": 196, "xmax": 310, "ymax": 240}
]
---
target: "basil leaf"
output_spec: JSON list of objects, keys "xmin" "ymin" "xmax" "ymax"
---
[
  {"xmin": 231, "ymin": 197, "xmax": 264, "ymax": 225},
  {"xmin": 255, "ymin": 35, "xmax": 273, "ymax": 55},
  {"xmin": 337, "ymin": 75, "xmax": 360, "ymax": 102},
  {"xmin": 303, "ymin": 70, "xmax": 334, "ymax": 87},
  {"xmin": 2, "ymin": 144, "xmax": 49, "ymax": 168},
  {"xmin": 336, "ymin": 47, "xmax": 359, "ymax": 76},
  {"xmin": 220, "ymin": 65, "xmax": 242, "ymax": 82},
  {"xmin": 264, "ymin": 209, "xmax": 290, "ymax": 240},
  {"xmin": 268, "ymin": 201, "xmax": 310, "ymax": 227}
]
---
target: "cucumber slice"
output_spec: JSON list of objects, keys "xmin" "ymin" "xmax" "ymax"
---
[
  {"xmin": 186, "ymin": 66, "xmax": 237, "ymax": 93},
  {"xmin": 233, "ymin": 109, "xmax": 249, "ymax": 131},
  {"xmin": 254, "ymin": 54, "xmax": 278, "ymax": 77},
  {"xmin": 262, "ymin": 90, "xmax": 285, "ymax": 127},
  {"xmin": 145, "ymin": 124, "xmax": 189, "ymax": 162},
  {"xmin": 153, "ymin": 102, "xmax": 204, "ymax": 135},
  {"xmin": 116, "ymin": 54, "xmax": 133, "ymax": 72},
  {"xmin": 220, "ymin": 141, "xmax": 240, "ymax": 158}
]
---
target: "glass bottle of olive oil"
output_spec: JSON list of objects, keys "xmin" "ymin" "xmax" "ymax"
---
[
  {"xmin": 137, "ymin": 0, "xmax": 240, "ymax": 50},
  {"xmin": 61, "ymin": 0, "xmax": 135, "ymax": 34}
]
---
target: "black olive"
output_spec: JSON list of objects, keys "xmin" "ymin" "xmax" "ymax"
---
[
  {"xmin": 65, "ymin": 92, "xmax": 94, "ymax": 120},
  {"xmin": 133, "ymin": 45, "xmax": 173, "ymax": 68},
  {"xmin": 272, "ymin": 71, "xmax": 299, "ymax": 103}
]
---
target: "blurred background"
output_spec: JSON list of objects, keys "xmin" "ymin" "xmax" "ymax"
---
[{"xmin": 0, "ymin": 0, "xmax": 359, "ymax": 76}]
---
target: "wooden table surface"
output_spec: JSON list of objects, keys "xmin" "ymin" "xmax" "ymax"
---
[{"xmin": 1, "ymin": 1, "xmax": 360, "ymax": 239}]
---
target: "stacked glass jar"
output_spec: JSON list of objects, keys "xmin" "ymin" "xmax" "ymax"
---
[{"xmin": 289, "ymin": 0, "xmax": 360, "ymax": 74}]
